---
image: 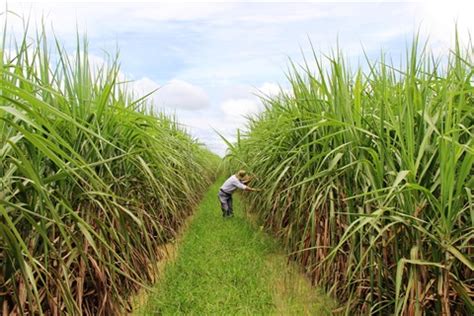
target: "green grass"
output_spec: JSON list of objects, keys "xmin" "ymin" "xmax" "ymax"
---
[{"xmin": 139, "ymin": 177, "xmax": 335, "ymax": 315}]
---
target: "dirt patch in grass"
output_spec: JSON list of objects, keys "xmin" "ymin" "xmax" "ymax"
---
[
  {"xmin": 266, "ymin": 253, "xmax": 335, "ymax": 315},
  {"xmin": 244, "ymin": 207, "xmax": 336, "ymax": 315}
]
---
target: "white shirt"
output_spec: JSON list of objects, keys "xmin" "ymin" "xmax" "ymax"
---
[{"xmin": 220, "ymin": 175, "xmax": 247, "ymax": 194}]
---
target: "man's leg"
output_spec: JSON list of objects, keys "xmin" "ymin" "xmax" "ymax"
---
[
  {"xmin": 227, "ymin": 195, "xmax": 233, "ymax": 217},
  {"xmin": 218, "ymin": 192, "xmax": 229, "ymax": 217}
]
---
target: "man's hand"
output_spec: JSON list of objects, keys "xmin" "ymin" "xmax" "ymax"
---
[{"xmin": 245, "ymin": 187, "xmax": 261, "ymax": 192}]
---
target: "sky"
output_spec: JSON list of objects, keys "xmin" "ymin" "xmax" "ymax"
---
[{"xmin": 1, "ymin": 0, "xmax": 473, "ymax": 156}]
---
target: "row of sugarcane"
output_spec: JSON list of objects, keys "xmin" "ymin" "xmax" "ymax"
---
[
  {"xmin": 0, "ymin": 24, "xmax": 219, "ymax": 315},
  {"xmin": 226, "ymin": 36, "xmax": 473, "ymax": 315}
]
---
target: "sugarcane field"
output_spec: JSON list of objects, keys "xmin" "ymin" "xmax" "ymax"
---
[{"xmin": 0, "ymin": 1, "xmax": 473, "ymax": 315}]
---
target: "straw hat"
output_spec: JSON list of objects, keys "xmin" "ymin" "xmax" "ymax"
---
[
  {"xmin": 241, "ymin": 175, "xmax": 252, "ymax": 184},
  {"xmin": 236, "ymin": 170, "xmax": 247, "ymax": 180}
]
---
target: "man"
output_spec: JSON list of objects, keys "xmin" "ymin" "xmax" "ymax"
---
[{"xmin": 218, "ymin": 170, "xmax": 259, "ymax": 217}]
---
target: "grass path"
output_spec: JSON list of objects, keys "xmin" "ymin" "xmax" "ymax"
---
[{"xmin": 136, "ymin": 178, "xmax": 335, "ymax": 315}]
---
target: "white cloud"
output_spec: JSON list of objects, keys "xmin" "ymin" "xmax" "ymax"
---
[
  {"xmin": 174, "ymin": 82, "xmax": 280, "ymax": 156},
  {"xmin": 157, "ymin": 79, "xmax": 210, "ymax": 111},
  {"xmin": 419, "ymin": 0, "xmax": 473, "ymax": 48},
  {"xmin": 219, "ymin": 81, "xmax": 281, "ymax": 120},
  {"xmin": 133, "ymin": 78, "xmax": 210, "ymax": 111},
  {"xmin": 211, "ymin": 84, "xmax": 276, "ymax": 155},
  {"xmin": 129, "ymin": 4, "xmax": 235, "ymax": 22},
  {"xmin": 132, "ymin": 77, "xmax": 160, "ymax": 95},
  {"xmin": 256, "ymin": 82, "xmax": 281, "ymax": 98},
  {"xmin": 220, "ymin": 98, "xmax": 261, "ymax": 119}
]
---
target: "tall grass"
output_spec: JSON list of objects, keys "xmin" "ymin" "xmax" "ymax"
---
[
  {"xmin": 226, "ymin": 36, "xmax": 473, "ymax": 314},
  {"xmin": 0, "ymin": 21, "xmax": 218, "ymax": 315}
]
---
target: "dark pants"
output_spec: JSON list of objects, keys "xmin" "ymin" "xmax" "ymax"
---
[{"xmin": 218, "ymin": 190, "xmax": 233, "ymax": 217}]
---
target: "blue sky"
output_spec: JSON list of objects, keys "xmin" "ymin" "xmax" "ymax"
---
[{"xmin": 3, "ymin": 1, "xmax": 473, "ymax": 155}]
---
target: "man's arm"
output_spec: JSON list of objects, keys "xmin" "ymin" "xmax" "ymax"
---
[
  {"xmin": 244, "ymin": 186, "xmax": 261, "ymax": 192},
  {"xmin": 234, "ymin": 176, "xmax": 261, "ymax": 192}
]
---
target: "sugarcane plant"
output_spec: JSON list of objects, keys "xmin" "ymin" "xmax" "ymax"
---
[
  {"xmin": 0, "ymin": 19, "xmax": 218, "ymax": 315},
  {"xmin": 226, "ymin": 34, "xmax": 473, "ymax": 315}
]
